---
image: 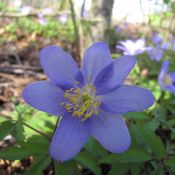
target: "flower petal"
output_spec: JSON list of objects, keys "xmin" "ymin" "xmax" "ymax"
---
[
  {"xmin": 158, "ymin": 60, "xmax": 170, "ymax": 81},
  {"xmin": 163, "ymin": 84, "xmax": 175, "ymax": 94},
  {"xmin": 50, "ymin": 115, "xmax": 90, "ymax": 161},
  {"xmin": 160, "ymin": 70, "xmax": 175, "ymax": 93},
  {"xmin": 100, "ymin": 85, "xmax": 154, "ymax": 114},
  {"xmin": 23, "ymin": 81, "xmax": 65, "ymax": 116},
  {"xmin": 94, "ymin": 56, "xmax": 136, "ymax": 94},
  {"xmin": 169, "ymin": 72, "xmax": 175, "ymax": 82},
  {"xmin": 91, "ymin": 110, "xmax": 131, "ymax": 153},
  {"xmin": 40, "ymin": 46, "xmax": 80, "ymax": 89},
  {"xmin": 82, "ymin": 42, "xmax": 112, "ymax": 84}
]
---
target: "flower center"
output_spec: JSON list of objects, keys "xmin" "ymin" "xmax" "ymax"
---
[
  {"xmin": 162, "ymin": 74, "xmax": 172, "ymax": 86},
  {"xmin": 61, "ymin": 84, "xmax": 101, "ymax": 121}
]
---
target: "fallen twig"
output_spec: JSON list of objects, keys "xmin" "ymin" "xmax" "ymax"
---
[{"xmin": 0, "ymin": 65, "xmax": 42, "ymax": 75}]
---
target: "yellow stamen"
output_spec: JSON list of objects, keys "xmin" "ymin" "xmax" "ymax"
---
[
  {"xmin": 61, "ymin": 84, "xmax": 100, "ymax": 121},
  {"xmin": 162, "ymin": 74, "xmax": 172, "ymax": 86}
]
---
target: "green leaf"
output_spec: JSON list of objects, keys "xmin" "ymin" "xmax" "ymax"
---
[
  {"xmin": 109, "ymin": 163, "xmax": 129, "ymax": 175},
  {"xmin": 23, "ymin": 110, "xmax": 57, "ymax": 138},
  {"xmin": 163, "ymin": 0, "xmax": 171, "ymax": 4},
  {"xmin": 153, "ymin": 105, "xmax": 167, "ymax": 119},
  {"xmin": 100, "ymin": 149, "xmax": 152, "ymax": 164},
  {"xmin": 142, "ymin": 127, "xmax": 165, "ymax": 160},
  {"xmin": 0, "ymin": 115, "xmax": 9, "ymax": 122},
  {"xmin": 84, "ymin": 137, "xmax": 108, "ymax": 158},
  {"xmin": 0, "ymin": 121, "xmax": 14, "ymax": 140},
  {"xmin": 12, "ymin": 115, "xmax": 25, "ymax": 142},
  {"xmin": 25, "ymin": 156, "xmax": 51, "ymax": 175},
  {"xmin": 129, "ymin": 125, "xmax": 145, "ymax": 147},
  {"xmin": 164, "ymin": 158, "xmax": 175, "ymax": 169},
  {"xmin": 145, "ymin": 119, "xmax": 160, "ymax": 131},
  {"xmin": 21, "ymin": 135, "xmax": 49, "ymax": 154},
  {"xmin": 54, "ymin": 161, "xmax": 69, "ymax": 175},
  {"xmin": 75, "ymin": 151, "xmax": 101, "ymax": 175},
  {"xmin": 152, "ymin": 168, "xmax": 165, "ymax": 175},
  {"xmin": 130, "ymin": 124, "xmax": 165, "ymax": 160},
  {"xmin": 124, "ymin": 112, "xmax": 148, "ymax": 120},
  {"xmin": 0, "ymin": 145, "xmax": 46, "ymax": 160},
  {"xmin": 54, "ymin": 161, "xmax": 81, "ymax": 175},
  {"xmin": 167, "ymin": 118, "xmax": 175, "ymax": 128},
  {"xmin": 130, "ymin": 163, "xmax": 140, "ymax": 175}
]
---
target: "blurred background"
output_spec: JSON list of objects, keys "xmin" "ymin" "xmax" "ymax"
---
[{"xmin": 1, "ymin": 0, "xmax": 175, "ymax": 174}]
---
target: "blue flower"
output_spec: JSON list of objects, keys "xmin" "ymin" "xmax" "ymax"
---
[
  {"xmin": 58, "ymin": 14, "xmax": 68, "ymax": 24},
  {"xmin": 151, "ymin": 33, "xmax": 163, "ymax": 44},
  {"xmin": 23, "ymin": 42, "xmax": 154, "ymax": 161},
  {"xmin": 147, "ymin": 46, "xmax": 163, "ymax": 61},
  {"xmin": 161, "ymin": 42, "xmax": 170, "ymax": 50},
  {"xmin": 19, "ymin": 5, "xmax": 32, "ymax": 15},
  {"xmin": 37, "ymin": 13, "xmax": 48, "ymax": 26},
  {"xmin": 116, "ymin": 38, "xmax": 149, "ymax": 56},
  {"xmin": 158, "ymin": 60, "xmax": 175, "ymax": 94},
  {"xmin": 81, "ymin": 10, "xmax": 89, "ymax": 19},
  {"xmin": 115, "ymin": 26, "xmax": 122, "ymax": 33}
]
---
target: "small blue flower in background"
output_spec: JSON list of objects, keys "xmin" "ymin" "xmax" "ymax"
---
[
  {"xmin": 124, "ymin": 22, "xmax": 129, "ymax": 28},
  {"xmin": 116, "ymin": 38, "xmax": 149, "ymax": 56},
  {"xmin": 23, "ymin": 42, "xmax": 154, "ymax": 161},
  {"xmin": 58, "ymin": 14, "xmax": 68, "ymax": 24},
  {"xmin": 19, "ymin": 5, "xmax": 32, "ymax": 15},
  {"xmin": 151, "ymin": 33, "xmax": 163, "ymax": 44},
  {"xmin": 148, "ymin": 33, "xmax": 171, "ymax": 61},
  {"xmin": 42, "ymin": 8, "xmax": 53, "ymax": 15},
  {"xmin": 171, "ymin": 39, "xmax": 175, "ymax": 51},
  {"xmin": 161, "ymin": 42, "xmax": 170, "ymax": 50},
  {"xmin": 81, "ymin": 10, "xmax": 89, "ymax": 19},
  {"xmin": 37, "ymin": 8, "xmax": 54, "ymax": 26},
  {"xmin": 158, "ymin": 60, "xmax": 175, "ymax": 94},
  {"xmin": 147, "ymin": 45, "xmax": 163, "ymax": 61},
  {"xmin": 115, "ymin": 26, "xmax": 122, "ymax": 33},
  {"xmin": 37, "ymin": 13, "xmax": 48, "ymax": 25}
]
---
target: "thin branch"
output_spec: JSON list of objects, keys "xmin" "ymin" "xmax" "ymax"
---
[
  {"xmin": 51, "ymin": 116, "xmax": 62, "ymax": 171},
  {"xmin": 69, "ymin": 0, "xmax": 79, "ymax": 40},
  {"xmin": 80, "ymin": 0, "xmax": 86, "ymax": 17},
  {"xmin": 69, "ymin": 0, "xmax": 82, "ymax": 65},
  {"xmin": 0, "ymin": 64, "xmax": 41, "ymax": 70},
  {"xmin": 0, "ymin": 65, "xmax": 42, "ymax": 75}
]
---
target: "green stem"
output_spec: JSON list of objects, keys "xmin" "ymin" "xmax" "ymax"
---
[
  {"xmin": 17, "ymin": 106, "xmax": 51, "ymax": 141},
  {"xmin": 0, "ymin": 112, "xmax": 51, "ymax": 141},
  {"xmin": 23, "ymin": 122, "xmax": 51, "ymax": 141},
  {"xmin": 51, "ymin": 117, "xmax": 62, "ymax": 172}
]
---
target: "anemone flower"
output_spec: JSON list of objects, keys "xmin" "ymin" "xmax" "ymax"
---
[
  {"xmin": 81, "ymin": 10, "xmax": 89, "ymax": 19},
  {"xmin": 37, "ymin": 13, "xmax": 48, "ymax": 25},
  {"xmin": 42, "ymin": 8, "xmax": 53, "ymax": 15},
  {"xmin": 58, "ymin": 14, "xmax": 68, "ymax": 24},
  {"xmin": 116, "ymin": 38, "xmax": 149, "ymax": 56},
  {"xmin": 147, "ymin": 46, "xmax": 163, "ymax": 61},
  {"xmin": 158, "ymin": 60, "xmax": 175, "ymax": 94},
  {"xmin": 151, "ymin": 33, "xmax": 163, "ymax": 44},
  {"xmin": 19, "ymin": 5, "xmax": 32, "ymax": 15},
  {"xmin": 161, "ymin": 42, "xmax": 170, "ymax": 50},
  {"xmin": 115, "ymin": 26, "xmax": 122, "ymax": 33},
  {"xmin": 23, "ymin": 42, "xmax": 154, "ymax": 161}
]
